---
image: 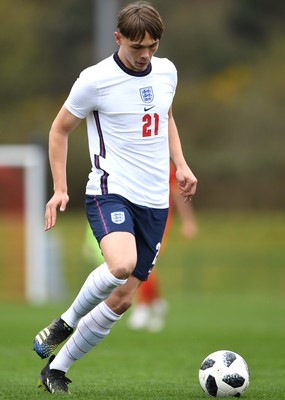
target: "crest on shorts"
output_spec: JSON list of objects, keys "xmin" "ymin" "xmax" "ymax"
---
[
  {"xmin": 111, "ymin": 211, "xmax": 125, "ymax": 224},
  {"xmin": 140, "ymin": 86, "xmax": 154, "ymax": 103}
]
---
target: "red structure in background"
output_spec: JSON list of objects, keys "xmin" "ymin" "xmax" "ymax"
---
[
  {"xmin": 0, "ymin": 167, "xmax": 25, "ymax": 300},
  {"xmin": 0, "ymin": 167, "xmax": 24, "ymax": 213}
]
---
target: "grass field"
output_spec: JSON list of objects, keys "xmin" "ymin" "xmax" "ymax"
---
[{"xmin": 0, "ymin": 211, "xmax": 284, "ymax": 399}]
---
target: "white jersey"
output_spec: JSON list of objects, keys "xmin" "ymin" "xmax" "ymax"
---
[{"xmin": 65, "ymin": 52, "xmax": 177, "ymax": 208}]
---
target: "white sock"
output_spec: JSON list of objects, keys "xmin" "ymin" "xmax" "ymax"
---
[
  {"xmin": 50, "ymin": 302, "xmax": 121, "ymax": 372},
  {"xmin": 61, "ymin": 263, "xmax": 126, "ymax": 328}
]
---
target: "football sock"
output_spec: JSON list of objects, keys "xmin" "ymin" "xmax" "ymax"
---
[
  {"xmin": 50, "ymin": 302, "xmax": 121, "ymax": 372},
  {"xmin": 61, "ymin": 263, "xmax": 126, "ymax": 328}
]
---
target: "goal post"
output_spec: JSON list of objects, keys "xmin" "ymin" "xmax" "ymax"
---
[{"xmin": 0, "ymin": 144, "xmax": 64, "ymax": 304}]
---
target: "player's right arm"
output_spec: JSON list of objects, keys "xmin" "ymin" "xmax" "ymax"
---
[{"xmin": 45, "ymin": 105, "xmax": 82, "ymax": 231}]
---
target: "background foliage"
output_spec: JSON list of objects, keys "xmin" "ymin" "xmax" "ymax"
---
[{"xmin": 1, "ymin": 0, "xmax": 285, "ymax": 209}]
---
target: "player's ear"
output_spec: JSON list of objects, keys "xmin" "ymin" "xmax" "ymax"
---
[{"xmin": 114, "ymin": 32, "xmax": 122, "ymax": 46}]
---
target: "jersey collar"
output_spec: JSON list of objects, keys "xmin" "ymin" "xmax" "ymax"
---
[{"xmin": 113, "ymin": 52, "xmax": 152, "ymax": 77}]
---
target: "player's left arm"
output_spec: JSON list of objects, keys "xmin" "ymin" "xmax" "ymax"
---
[{"xmin": 168, "ymin": 107, "xmax": 197, "ymax": 202}]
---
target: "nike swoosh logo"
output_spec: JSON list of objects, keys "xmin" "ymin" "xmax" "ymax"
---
[{"xmin": 144, "ymin": 105, "xmax": 155, "ymax": 112}]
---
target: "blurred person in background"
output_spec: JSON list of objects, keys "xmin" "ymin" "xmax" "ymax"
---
[{"xmin": 33, "ymin": 1, "xmax": 197, "ymax": 394}]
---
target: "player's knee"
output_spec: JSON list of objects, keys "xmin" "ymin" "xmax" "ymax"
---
[
  {"xmin": 114, "ymin": 266, "xmax": 133, "ymax": 279},
  {"xmin": 109, "ymin": 257, "xmax": 137, "ymax": 280}
]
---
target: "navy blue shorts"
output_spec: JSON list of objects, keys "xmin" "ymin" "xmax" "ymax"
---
[{"xmin": 85, "ymin": 194, "xmax": 168, "ymax": 281}]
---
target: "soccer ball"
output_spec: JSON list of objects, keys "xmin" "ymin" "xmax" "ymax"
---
[{"xmin": 199, "ymin": 350, "xmax": 250, "ymax": 397}]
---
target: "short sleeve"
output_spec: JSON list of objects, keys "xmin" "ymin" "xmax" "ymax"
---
[{"xmin": 64, "ymin": 73, "xmax": 100, "ymax": 119}]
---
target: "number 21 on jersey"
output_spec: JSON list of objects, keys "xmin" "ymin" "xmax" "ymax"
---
[{"xmin": 142, "ymin": 113, "xmax": 159, "ymax": 137}]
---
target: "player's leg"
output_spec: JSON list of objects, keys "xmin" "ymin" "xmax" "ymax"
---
[
  {"xmin": 38, "ymin": 276, "xmax": 141, "ymax": 394},
  {"xmin": 33, "ymin": 259, "xmax": 128, "ymax": 359},
  {"xmin": 48, "ymin": 275, "xmax": 141, "ymax": 372},
  {"xmin": 59, "ymin": 230, "xmax": 136, "ymax": 328},
  {"xmin": 34, "ymin": 195, "xmax": 136, "ymax": 359},
  {"xmin": 48, "ymin": 232, "xmax": 138, "ymax": 368}
]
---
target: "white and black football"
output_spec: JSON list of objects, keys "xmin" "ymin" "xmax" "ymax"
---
[{"xmin": 199, "ymin": 350, "xmax": 250, "ymax": 397}]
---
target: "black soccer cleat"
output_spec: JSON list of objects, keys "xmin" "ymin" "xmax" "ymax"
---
[
  {"xmin": 33, "ymin": 317, "xmax": 73, "ymax": 359},
  {"xmin": 38, "ymin": 355, "xmax": 72, "ymax": 394}
]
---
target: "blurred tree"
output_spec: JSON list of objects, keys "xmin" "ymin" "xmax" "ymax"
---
[
  {"xmin": 0, "ymin": 1, "xmax": 43, "ymax": 104},
  {"xmin": 229, "ymin": 0, "xmax": 285, "ymax": 43},
  {"xmin": 0, "ymin": 0, "xmax": 93, "ymax": 106},
  {"xmin": 36, "ymin": 0, "xmax": 93, "ymax": 95}
]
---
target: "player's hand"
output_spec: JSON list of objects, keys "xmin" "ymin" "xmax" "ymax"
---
[
  {"xmin": 45, "ymin": 191, "xmax": 69, "ymax": 231},
  {"xmin": 176, "ymin": 167, "xmax": 197, "ymax": 203}
]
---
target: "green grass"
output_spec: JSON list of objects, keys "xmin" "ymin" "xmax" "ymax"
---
[{"xmin": 0, "ymin": 211, "xmax": 284, "ymax": 399}]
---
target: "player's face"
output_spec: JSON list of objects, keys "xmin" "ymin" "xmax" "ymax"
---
[{"xmin": 115, "ymin": 32, "xmax": 159, "ymax": 72}]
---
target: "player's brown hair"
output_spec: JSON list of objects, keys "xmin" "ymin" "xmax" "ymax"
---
[{"xmin": 117, "ymin": 1, "xmax": 164, "ymax": 42}]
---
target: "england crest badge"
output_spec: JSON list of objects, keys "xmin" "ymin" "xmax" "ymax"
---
[
  {"xmin": 111, "ymin": 211, "xmax": 125, "ymax": 224},
  {"xmin": 140, "ymin": 86, "xmax": 154, "ymax": 103}
]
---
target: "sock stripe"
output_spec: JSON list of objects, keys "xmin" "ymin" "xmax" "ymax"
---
[
  {"xmin": 90, "ymin": 311, "xmax": 110, "ymax": 333},
  {"xmin": 94, "ymin": 267, "xmax": 109, "ymax": 294},
  {"xmin": 93, "ymin": 274, "xmax": 110, "ymax": 296},
  {"xmin": 72, "ymin": 306, "xmax": 84, "ymax": 319},
  {"xmin": 71, "ymin": 335, "xmax": 88, "ymax": 355},
  {"xmin": 98, "ymin": 267, "xmax": 114, "ymax": 290},
  {"xmin": 78, "ymin": 322, "xmax": 105, "ymax": 345},
  {"xmin": 66, "ymin": 343, "xmax": 80, "ymax": 360},
  {"xmin": 84, "ymin": 287, "xmax": 102, "ymax": 304},
  {"xmin": 99, "ymin": 302, "xmax": 121, "ymax": 322},
  {"xmin": 82, "ymin": 318, "xmax": 106, "ymax": 339},
  {"xmin": 98, "ymin": 305, "xmax": 116, "ymax": 324}
]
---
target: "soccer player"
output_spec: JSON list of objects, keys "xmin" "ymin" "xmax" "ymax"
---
[{"xmin": 33, "ymin": 1, "xmax": 197, "ymax": 394}]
